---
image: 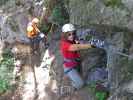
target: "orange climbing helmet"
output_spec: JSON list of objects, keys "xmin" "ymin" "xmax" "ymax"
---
[{"xmin": 27, "ymin": 25, "xmax": 33, "ymax": 32}]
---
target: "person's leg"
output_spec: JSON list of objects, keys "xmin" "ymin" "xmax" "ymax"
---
[
  {"xmin": 29, "ymin": 38, "xmax": 34, "ymax": 53},
  {"xmin": 64, "ymin": 67, "xmax": 84, "ymax": 89},
  {"xmin": 42, "ymin": 34, "xmax": 49, "ymax": 48},
  {"xmin": 38, "ymin": 33, "xmax": 49, "ymax": 49},
  {"xmin": 33, "ymin": 37, "xmax": 40, "ymax": 52}
]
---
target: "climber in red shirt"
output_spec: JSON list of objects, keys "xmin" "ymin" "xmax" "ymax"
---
[{"xmin": 60, "ymin": 23, "xmax": 94, "ymax": 89}]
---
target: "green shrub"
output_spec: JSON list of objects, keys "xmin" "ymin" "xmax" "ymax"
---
[
  {"xmin": 0, "ymin": 79, "xmax": 10, "ymax": 93},
  {"xmin": 104, "ymin": 0, "xmax": 123, "ymax": 8},
  {"xmin": 51, "ymin": 6, "xmax": 69, "ymax": 26},
  {"xmin": 0, "ymin": 49, "xmax": 14, "ymax": 94},
  {"xmin": 86, "ymin": 83, "xmax": 109, "ymax": 100}
]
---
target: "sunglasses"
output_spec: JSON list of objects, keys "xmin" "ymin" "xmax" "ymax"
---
[{"xmin": 68, "ymin": 31, "xmax": 76, "ymax": 36}]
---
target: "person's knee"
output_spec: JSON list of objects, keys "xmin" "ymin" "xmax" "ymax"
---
[
  {"xmin": 67, "ymin": 69, "xmax": 84, "ymax": 89},
  {"xmin": 74, "ymin": 77, "xmax": 84, "ymax": 89}
]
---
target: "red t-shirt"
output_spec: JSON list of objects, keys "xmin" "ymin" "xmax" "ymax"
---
[{"xmin": 60, "ymin": 40, "xmax": 80, "ymax": 68}]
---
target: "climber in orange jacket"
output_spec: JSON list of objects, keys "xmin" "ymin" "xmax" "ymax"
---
[{"xmin": 27, "ymin": 17, "xmax": 47, "ymax": 53}]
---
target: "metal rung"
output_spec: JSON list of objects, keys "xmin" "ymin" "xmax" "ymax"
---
[{"xmin": 114, "ymin": 51, "xmax": 133, "ymax": 59}]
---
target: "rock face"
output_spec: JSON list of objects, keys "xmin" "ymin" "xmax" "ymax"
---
[{"xmin": 69, "ymin": 0, "xmax": 133, "ymax": 31}]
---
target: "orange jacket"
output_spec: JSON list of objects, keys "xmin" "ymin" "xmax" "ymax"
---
[{"xmin": 27, "ymin": 23, "xmax": 40, "ymax": 38}]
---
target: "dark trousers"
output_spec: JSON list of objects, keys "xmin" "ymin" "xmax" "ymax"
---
[{"xmin": 29, "ymin": 36, "xmax": 40, "ymax": 52}]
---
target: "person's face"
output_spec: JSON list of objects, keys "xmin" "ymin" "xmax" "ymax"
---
[
  {"xmin": 33, "ymin": 22, "xmax": 39, "ymax": 27},
  {"xmin": 67, "ymin": 31, "xmax": 76, "ymax": 41}
]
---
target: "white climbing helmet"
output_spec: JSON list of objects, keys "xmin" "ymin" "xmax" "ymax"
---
[{"xmin": 62, "ymin": 23, "xmax": 76, "ymax": 33}]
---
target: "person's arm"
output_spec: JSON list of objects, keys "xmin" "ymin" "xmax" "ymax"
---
[
  {"xmin": 35, "ymin": 27, "xmax": 40, "ymax": 33},
  {"xmin": 33, "ymin": 24, "xmax": 40, "ymax": 33},
  {"xmin": 69, "ymin": 43, "xmax": 92, "ymax": 51}
]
